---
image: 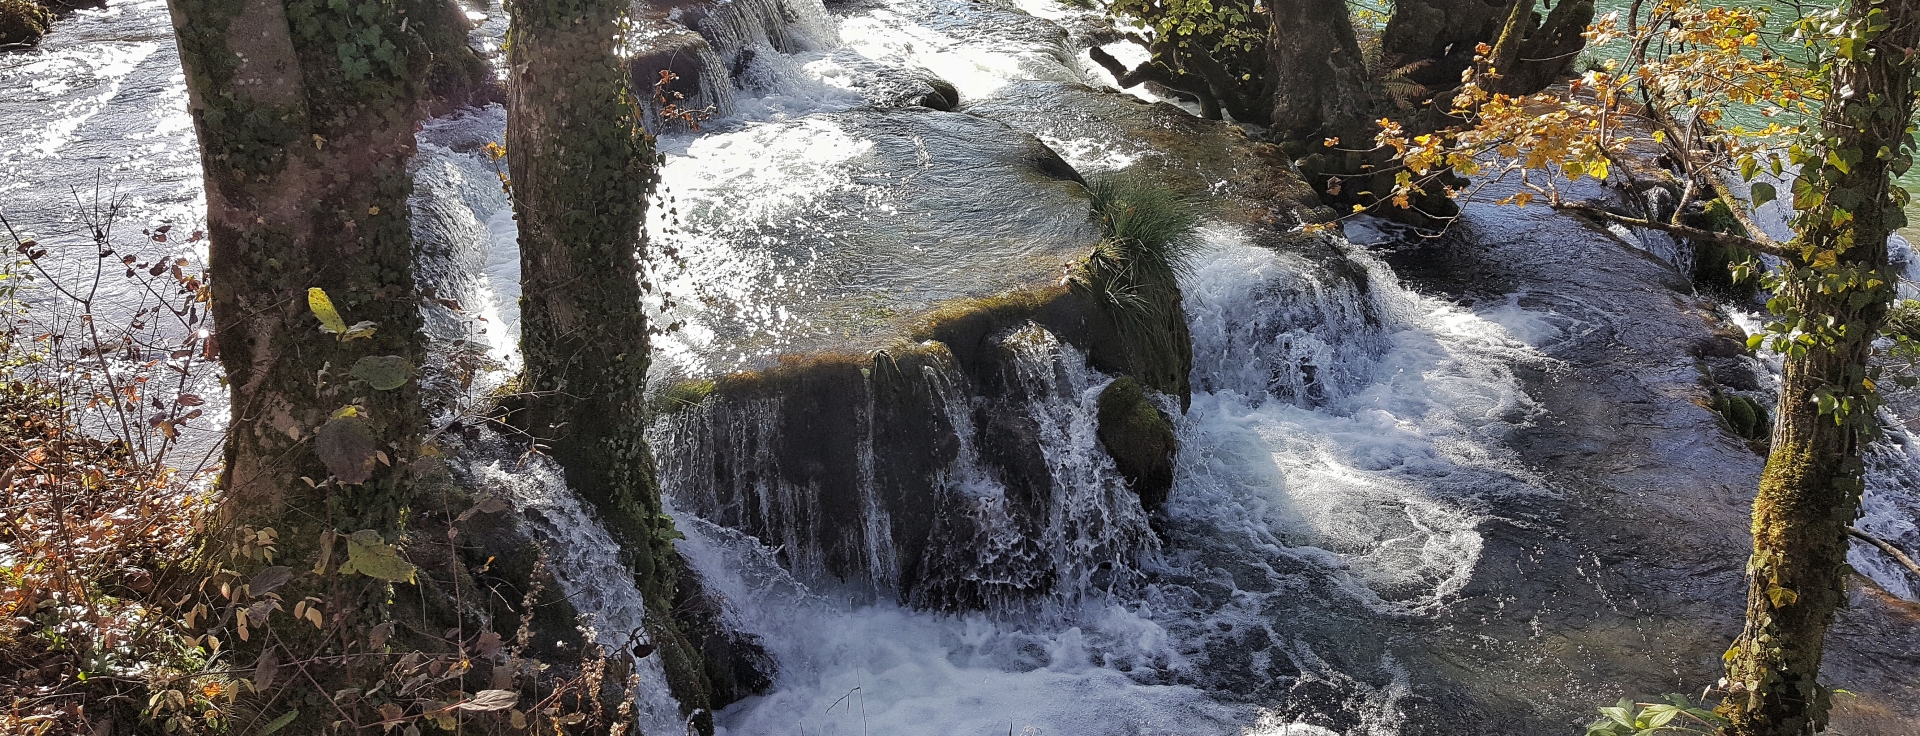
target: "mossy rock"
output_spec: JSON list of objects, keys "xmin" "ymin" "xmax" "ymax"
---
[
  {"xmin": 0, "ymin": 0, "xmax": 53, "ymax": 47},
  {"xmin": 1096, "ymin": 376, "xmax": 1177, "ymax": 512},
  {"xmin": 1680, "ymin": 199, "xmax": 1761, "ymax": 301}
]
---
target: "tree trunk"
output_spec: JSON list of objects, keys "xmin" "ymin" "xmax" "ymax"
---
[
  {"xmin": 1381, "ymin": 0, "xmax": 1510, "ymax": 87},
  {"xmin": 505, "ymin": 0, "xmax": 716, "ymax": 728},
  {"xmin": 1721, "ymin": 1, "xmax": 1920, "ymax": 733},
  {"xmin": 168, "ymin": 0, "xmax": 483, "ymax": 539},
  {"xmin": 1266, "ymin": 0, "xmax": 1374, "ymax": 142}
]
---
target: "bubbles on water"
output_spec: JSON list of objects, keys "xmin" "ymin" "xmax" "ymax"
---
[
  {"xmin": 673, "ymin": 507, "xmax": 1255, "ymax": 736},
  {"xmin": 1168, "ymin": 229, "xmax": 1544, "ymax": 617}
]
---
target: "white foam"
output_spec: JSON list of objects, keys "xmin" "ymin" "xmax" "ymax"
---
[{"xmin": 674, "ymin": 509, "xmax": 1254, "ymax": 736}]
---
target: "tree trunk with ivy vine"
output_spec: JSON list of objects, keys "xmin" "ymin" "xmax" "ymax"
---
[
  {"xmin": 1720, "ymin": 1, "xmax": 1920, "ymax": 733},
  {"xmin": 168, "ymin": 0, "xmax": 485, "ymax": 543},
  {"xmin": 504, "ymin": 0, "xmax": 718, "ymax": 729}
]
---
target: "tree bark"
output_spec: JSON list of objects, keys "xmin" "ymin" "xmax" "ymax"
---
[
  {"xmin": 1266, "ymin": 0, "xmax": 1374, "ymax": 142},
  {"xmin": 1721, "ymin": 1, "xmax": 1920, "ymax": 733},
  {"xmin": 1382, "ymin": 0, "xmax": 1510, "ymax": 87},
  {"xmin": 168, "ymin": 0, "xmax": 483, "ymax": 538},
  {"xmin": 505, "ymin": 0, "xmax": 716, "ymax": 728}
]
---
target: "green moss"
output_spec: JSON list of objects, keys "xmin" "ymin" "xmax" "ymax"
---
[
  {"xmin": 0, "ymin": 0, "xmax": 52, "ymax": 47},
  {"xmin": 654, "ymin": 378, "xmax": 717, "ymax": 415},
  {"xmin": 909, "ymin": 286, "xmax": 1065, "ymax": 342},
  {"xmin": 1681, "ymin": 198, "xmax": 1760, "ymax": 300},
  {"xmin": 1095, "ymin": 376, "xmax": 1178, "ymax": 511}
]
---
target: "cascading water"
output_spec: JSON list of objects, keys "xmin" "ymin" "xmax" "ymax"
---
[
  {"xmin": 460, "ymin": 432, "xmax": 690, "ymax": 736},
  {"xmin": 653, "ymin": 221, "xmax": 1556, "ymax": 734},
  {"xmin": 651, "ymin": 324, "xmax": 1156, "ymax": 610}
]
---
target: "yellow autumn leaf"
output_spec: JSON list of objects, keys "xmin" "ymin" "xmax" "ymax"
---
[{"xmin": 308, "ymin": 288, "xmax": 348, "ymax": 335}]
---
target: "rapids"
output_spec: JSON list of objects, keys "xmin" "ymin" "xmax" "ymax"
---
[{"xmin": 5, "ymin": 0, "xmax": 1920, "ymax": 735}]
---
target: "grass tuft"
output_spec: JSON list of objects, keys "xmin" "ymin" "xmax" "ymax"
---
[{"xmin": 1079, "ymin": 175, "xmax": 1200, "ymax": 366}]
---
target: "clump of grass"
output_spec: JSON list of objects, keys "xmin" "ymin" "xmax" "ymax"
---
[
  {"xmin": 1086, "ymin": 176, "xmax": 1200, "ymax": 285},
  {"xmin": 1080, "ymin": 176, "xmax": 1200, "ymax": 360}
]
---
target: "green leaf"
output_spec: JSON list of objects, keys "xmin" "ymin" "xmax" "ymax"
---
[
  {"xmin": 1644, "ymin": 705, "xmax": 1680, "ymax": 727},
  {"xmin": 308, "ymin": 287, "xmax": 348, "ymax": 335},
  {"xmin": 1767, "ymin": 585, "xmax": 1799, "ymax": 607},
  {"xmin": 261, "ymin": 711, "xmax": 300, "ymax": 736},
  {"xmin": 350, "ymin": 355, "xmax": 412, "ymax": 391},
  {"xmin": 1751, "ymin": 182, "xmax": 1777, "ymax": 208},
  {"xmin": 338, "ymin": 530, "xmax": 416, "ymax": 583}
]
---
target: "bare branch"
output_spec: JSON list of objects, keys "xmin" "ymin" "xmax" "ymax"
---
[
  {"xmin": 1849, "ymin": 527, "xmax": 1920, "ymax": 581},
  {"xmin": 1549, "ymin": 200, "xmax": 1801, "ymax": 261}
]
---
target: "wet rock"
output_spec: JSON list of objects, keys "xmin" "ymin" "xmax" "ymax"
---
[
  {"xmin": 1095, "ymin": 376, "xmax": 1176, "ymax": 512},
  {"xmin": 626, "ymin": 20, "xmax": 737, "ymax": 132},
  {"xmin": 805, "ymin": 50, "xmax": 960, "ymax": 110}
]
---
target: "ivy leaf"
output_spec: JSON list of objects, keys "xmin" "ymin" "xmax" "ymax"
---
[
  {"xmin": 350, "ymin": 355, "xmax": 412, "ymax": 391},
  {"xmin": 1751, "ymin": 182, "xmax": 1777, "ymax": 208},
  {"xmin": 315, "ymin": 414, "xmax": 378, "ymax": 484},
  {"xmin": 1767, "ymin": 585, "xmax": 1800, "ymax": 607},
  {"xmin": 308, "ymin": 287, "xmax": 348, "ymax": 335},
  {"xmin": 338, "ymin": 530, "xmax": 417, "ymax": 583}
]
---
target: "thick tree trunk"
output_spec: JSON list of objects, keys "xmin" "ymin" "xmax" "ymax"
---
[
  {"xmin": 1721, "ymin": 1, "xmax": 1920, "ymax": 733},
  {"xmin": 1383, "ymin": 0, "xmax": 1590, "ymax": 97},
  {"xmin": 1382, "ymin": 0, "xmax": 1510, "ymax": 86},
  {"xmin": 168, "ymin": 0, "xmax": 482, "ymax": 538},
  {"xmin": 1266, "ymin": 0, "xmax": 1373, "ymax": 142},
  {"xmin": 505, "ymin": 0, "xmax": 716, "ymax": 728}
]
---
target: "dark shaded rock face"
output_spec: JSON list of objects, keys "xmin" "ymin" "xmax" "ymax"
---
[
  {"xmin": 1096, "ymin": 376, "xmax": 1177, "ymax": 511},
  {"xmin": 654, "ymin": 286, "xmax": 1172, "ymax": 610}
]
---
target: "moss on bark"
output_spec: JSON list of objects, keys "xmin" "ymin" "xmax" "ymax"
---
[
  {"xmin": 503, "ymin": 0, "xmax": 717, "ymax": 728},
  {"xmin": 0, "ymin": 0, "xmax": 53, "ymax": 47}
]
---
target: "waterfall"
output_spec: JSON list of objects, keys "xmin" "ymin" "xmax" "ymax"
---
[
  {"xmin": 627, "ymin": 0, "xmax": 841, "ymax": 131},
  {"xmin": 461, "ymin": 432, "xmax": 691, "ymax": 736},
  {"xmin": 653, "ymin": 324, "xmax": 1156, "ymax": 610}
]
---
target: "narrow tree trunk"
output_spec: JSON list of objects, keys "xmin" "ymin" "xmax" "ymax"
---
[
  {"xmin": 505, "ymin": 0, "xmax": 716, "ymax": 727},
  {"xmin": 168, "ymin": 0, "xmax": 482, "ymax": 539},
  {"xmin": 1721, "ymin": 1, "xmax": 1920, "ymax": 733},
  {"xmin": 1266, "ymin": 0, "xmax": 1374, "ymax": 142}
]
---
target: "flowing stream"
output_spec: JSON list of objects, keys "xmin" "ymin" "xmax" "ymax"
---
[{"xmin": 7, "ymin": 0, "xmax": 1920, "ymax": 734}]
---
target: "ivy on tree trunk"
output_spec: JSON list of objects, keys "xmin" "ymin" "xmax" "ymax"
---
[
  {"xmin": 1721, "ymin": 1, "xmax": 1920, "ymax": 733},
  {"xmin": 504, "ymin": 0, "xmax": 717, "ymax": 728},
  {"xmin": 168, "ymin": 0, "xmax": 483, "ymax": 543}
]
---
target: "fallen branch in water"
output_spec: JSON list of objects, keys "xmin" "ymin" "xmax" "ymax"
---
[
  {"xmin": 1849, "ymin": 526, "xmax": 1920, "ymax": 580},
  {"xmin": 1549, "ymin": 201, "xmax": 1800, "ymax": 262}
]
